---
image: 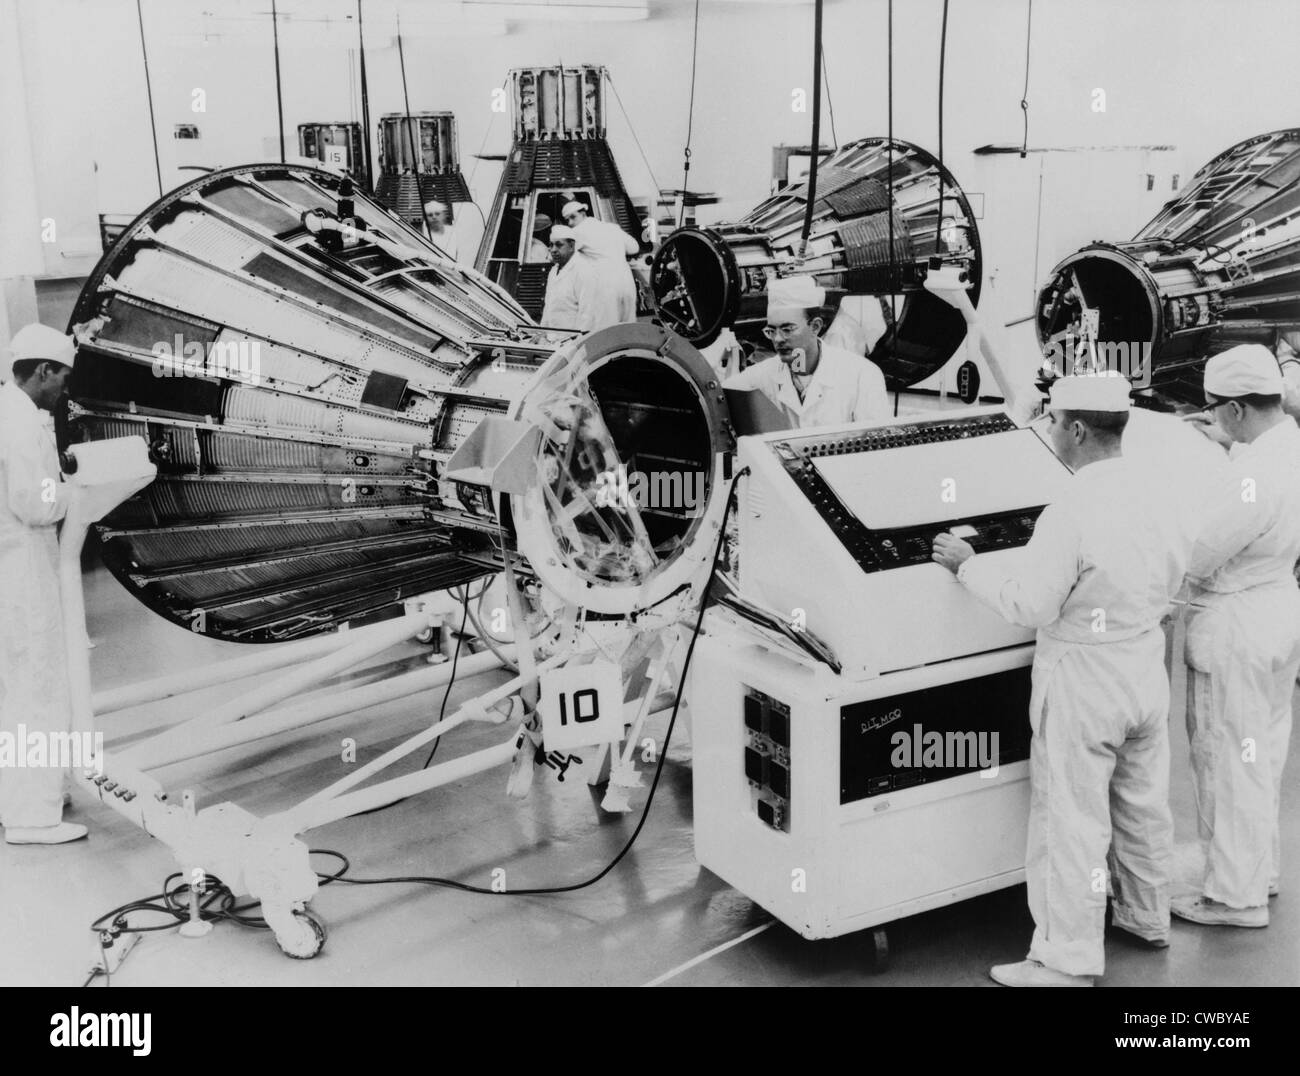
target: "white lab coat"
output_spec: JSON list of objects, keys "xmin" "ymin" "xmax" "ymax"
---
[
  {"xmin": 958, "ymin": 457, "xmax": 1190, "ymax": 976},
  {"xmin": 1183, "ymin": 416, "xmax": 1300, "ymax": 908},
  {"xmin": 571, "ymin": 218, "xmax": 638, "ymax": 323},
  {"xmin": 724, "ymin": 342, "xmax": 890, "ymax": 428},
  {"xmin": 0, "ymin": 381, "xmax": 72, "ymax": 829},
  {"xmin": 426, "ymin": 225, "xmax": 459, "ymax": 262},
  {"xmin": 541, "ymin": 256, "xmax": 612, "ymax": 332}
]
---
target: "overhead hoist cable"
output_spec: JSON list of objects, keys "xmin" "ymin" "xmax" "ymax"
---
[
  {"xmin": 821, "ymin": 43, "xmax": 839, "ymax": 151},
  {"xmin": 271, "ymin": 0, "xmax": 286, "ymax": 163},
  {"xmin": 799, "ymin": 0, "xmax": 825, "ymax": 254},
  {"xmin": 607, "ymin": 72, "xmax": 662, "ymax": 214},
  {"xmin": 135, "ymin": 0, "xmax": 163, "ymax": 199},
  {"xmin": 396, "ymin": 14, "xmax": 431, "ymax": 238},
  {"xmin": 1020, "ymin": 0, "xmax": 1034, "ymax": 158},
  {"xmin": 937, "ymin": 0, "xmax": 950, "ymax": 253},
  {"xmin": 886, "ymin": 0, "xmax": 897, "ymax": 324},
  {"xmin": 678, "ymin": 0, "xmax": 702, "ymax": 228}
]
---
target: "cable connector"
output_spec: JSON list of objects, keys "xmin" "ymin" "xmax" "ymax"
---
[{"xmin": 88, "ymin": 925, "xmax": 139, "ymax": 979}]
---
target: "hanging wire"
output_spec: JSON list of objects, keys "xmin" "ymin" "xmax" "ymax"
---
[
  {"xmin": 135, "ymin": 0, "xmax": 163, "ymax": 198},
  {"xmin": 799, "ymin": 0, "xmax": 824, "ymax": 253},
  {"xmin": 396, "ymin": 13, "xmax": 431, "ymax": 238},
  {"xmin": 271, "ymin": 0, "xmax": 286, "ymax": 163},
  {"xmin": 936, "ymin": 0, "xmax": 950, "ymax": 249},
  {"xmin": 607, "ymin": 72, "xmax": 662, "ymax": 208},
  {"xmin": 886, "ymin": 0, "xmax": 896, "ymax": 324},
  {"xmin": 821, "ymin": 43, "xmax": 839, "ymax": 151},
  {"xmin": 1020, "ymin": 0, "xmax": 1034, "ymax": 158},
  {"xmin": 678, "ymin": 0, "xmax": 703, "ymax": 228},
  {"xmin": 357, "ymin": 0, "xmax": 374, "ymax": 192}
]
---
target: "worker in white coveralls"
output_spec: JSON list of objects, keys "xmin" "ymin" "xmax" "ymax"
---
[
  {"xmin": 932, "ymin": 373, "xmax": 1189, "ymax": 986},
  {"xmin": 422, "ymin": 200, "xmax": 458, "ymax": 261},
  {"xmin": 561, "ymin": 200, "xmax": 638, "ymax": 323},
  {"xmin": 541, "ymin": 225, "xmax": 606, "ymax": 332},
  {"xmin": 0, "ymin": 323, "xmax": 85, "ymax": 845},
  {"xmin": 1173, "ymin": 344, "xmax": 1300, "ymax": 928},
  {"xmin": 725, "ymin": 274, "xmax": 889, "ymax": 428}
]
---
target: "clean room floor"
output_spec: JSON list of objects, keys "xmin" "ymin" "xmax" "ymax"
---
[{"xmin": 2, "ymin": 559, "xmax": 1298, "ymax": 988}]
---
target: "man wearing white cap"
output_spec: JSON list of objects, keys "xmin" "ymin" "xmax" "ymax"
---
[
  {"xmin": 541, "ymin": 224, "xmax": 606, "ymax": 332},
  {"xmin": 724, "ymin": 274, "xmax": 888, "ymax": 428},
  {"xmin": 422, "ymin": 200, "xmax": 458, "ymax": 261},
  {"xmin": 933, "ymin": 373, "xmax": 1189, "ymax": 986},
  {"xmin": 561, "ymin": 200, "xmax": 638, "ymax": 322},
  {"xmin": 1, "ymin": 323, "xmax": 86, "ymax": 845},
  {"xmin": 1174, "ymin": 344, "xmax": 1300, "ymax": 928}
]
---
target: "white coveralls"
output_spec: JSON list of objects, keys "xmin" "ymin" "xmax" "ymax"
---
[
  {"xmin": 541, "ymin": 256, "xmax": 610, "ymax": 332},
  {"xmin": 724, "ymin": 342, "xmax": 890, "ymax": 428},
  {"xmin": 1183, "ymin": 416, "xmax": 1300, "ymax": 908},
  {"xmin": 957, "ymin": 458, "xmax": 1189, "ymax": 976},
  {"xmin": 571, "ymin": 218, "xmax": 638, "ymax": 324},
  {"xmin": 0, "ymin": 380, "xmax": 72, "ymax": 828}
]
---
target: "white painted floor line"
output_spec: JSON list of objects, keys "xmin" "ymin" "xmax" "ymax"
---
[{"xmin": 642, "ymin": 920, "xmax": 776, "ymax": 987}]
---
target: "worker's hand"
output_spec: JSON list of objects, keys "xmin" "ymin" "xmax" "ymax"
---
[
  {"xmin": 932, "ymin": 531, "xmax": 975, "ymax": 574},
  {"xmin": 1181, "ymin": 410, "xmax": 1233, "ymax": 448}
]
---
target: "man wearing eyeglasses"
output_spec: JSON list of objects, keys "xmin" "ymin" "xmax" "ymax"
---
[
  {"xmin": 723, "ymin": 274, "xmax": 888, "ymax": 429},
  {"xmin": 561, "ymin": 200, "xmax": 639, "ymax": 323},
  {"xmin": 1174, "ymin": 344, "xmax": 1300, "ymax": 929}
]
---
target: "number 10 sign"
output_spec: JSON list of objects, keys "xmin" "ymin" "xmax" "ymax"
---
[{"xmin": 538, "ymin": 657, "xmax": 625, "ymax": 752}]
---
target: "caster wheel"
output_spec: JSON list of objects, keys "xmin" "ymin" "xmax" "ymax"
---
[
  {"xmin": 865, "ymin": 927, "xmax": 890, "ymax": 975},
  {"xmin": 415, "ymin": 627, "xmax": 437, "ymax": 645},
  {"xmin": 277, "ymin": 909, "xmax": 327, "ymax": 959}
]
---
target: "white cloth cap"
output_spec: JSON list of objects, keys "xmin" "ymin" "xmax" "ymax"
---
[
  {"xmin": 549, "ymin": 225, "xmax": 576, "ymax": 242},
  {"xmin": 423, "ymin": 200, "xmax": 447, "ymax": 214},
  {"xmin": 767, "ymin": 274, "xmax": 825, "ymax": 311},
  {"xmin": 561, "ymin": 201, "xmax": 587, "ymax": 217},
  {"xmin": 6, "ymin": 322, "xmax": 76, "ymax": 374},
  {"xmin": 533, "ymin": 213, "xmax": 553, "ymax": 231},
  {"xmin": 1048, "ymin": 372, "xmax": 1132, "ymax": 412},
  {"xmin": 1203, "ymin": 344, "xmax": 1284, "ymax": 398}
]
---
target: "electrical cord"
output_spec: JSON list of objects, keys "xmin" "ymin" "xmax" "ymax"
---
[
  {"xmin": 83, "ymin": 851, "xmax": 351, "ymax": 985},
  {"xmin": 330, "ymin": 468, "xmax": 744, "ymax": 898},
  {"xmin": 423, "ymin": 586, "xmax": 472, "ymax": 768},
  {"xmin": 84, "ymin": 478, "xmax": 743, "ymax": 970}
]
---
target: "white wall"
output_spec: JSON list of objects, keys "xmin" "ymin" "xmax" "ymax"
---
[{"xmin": 10, "ymin": 0, "xmax": 1300, "ymax": 383}]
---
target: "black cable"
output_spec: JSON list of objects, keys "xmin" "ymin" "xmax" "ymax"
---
[
  {"xmin": 800, "ymin": 0, "xmax": 824, "ymax": 253},
  {"xmin": 333, "ymin": 469, "xmax": 745, "ymax": 898},
  {"xmin": 271, "ymin": 0, "xmax": 286, "ymax": 163},
  {"xmin": 135, "ymin": 0, "xmax": 163, "ymax": 199},
  {"xmin": 83, "ymin": 851, "xmax": 352, "ymax": 983},
  {"xmin": 83, "ymin": 481, "xmax": 744, "ymax": 960},
  {"xmin": 887, "ymin": 0, "xmax": 897, "ymax": 320},
  {"xmin": 423, "ymin": 586, "xmax": 471, "ymax": 768},
  {"xmin": 357, "ymin": 0, "xmax": 374, "ymax": 192},
  {"xmin": 937, "ymin": 0, "xmax": 950, "ymax": 250},
  {"xmin": 1020, "ymin": 0, "xmax": 1033, "ymax": 158},
  {"xmin": 678, "ymin": 0, "xmax": 702, "ymax": 229},
  {"xmin": 396, "ymin": 14, "xmax": 431, "ymax": 239}
]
